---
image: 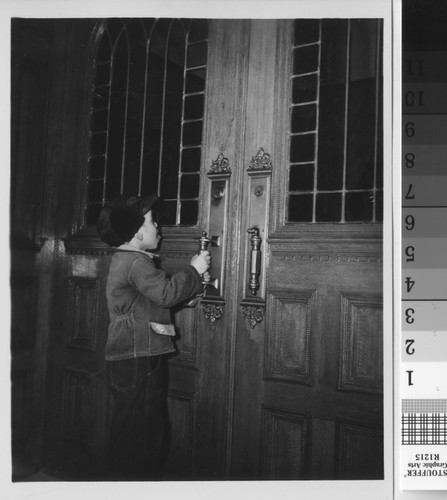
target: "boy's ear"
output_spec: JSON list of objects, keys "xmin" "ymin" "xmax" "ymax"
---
[{"xmin": 136, "ymin": 231, "xmax": 143, "ymax": 241}]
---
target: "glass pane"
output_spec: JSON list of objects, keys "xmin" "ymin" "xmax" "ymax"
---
[
  {"xmin": 294, "ymin": 19, "xmax": 320, "ymax": 45},
  {"xmin": 292, "ymin": 74, "xmax": 318, "ymax": 103},
  {"xmin": 106, "ymin": 92, "xmax": 126, "ymax": 200},
  {"xmin": 316, "ymin": 193, "xmax": 342, "ymax": 222},
  {"xmin": 105, "ymin": 165, "xmax": 121, "ymax": 201},
  {"xmin": 345, "ymin": 191, "xmax": 374, "ymax": 221},
  {"xmin": 122, "ymin": 92, "xmax": 144, "ymax": 194},
  {"xmin": 96, "ymin": 31, "xmax": 112, "ymax": 63},
  {"xmin": 141, "ymin": 19, "xmax": 156, "ymax": 36},
  {"xmin": 106, "ymin": 19, "xmax": 126, "ymax": 44},
  {"xmin": 85, "ymin": 203, "xmax": 103, "ymax": 226},
  {"xmin": 184, "ymin": 94, "xmax": 204, "ymax": 121},
  {"xmin": 185, "ymin": 68, "xmax": 206, "ymax": 93},
  {"xmin": 293, "ymin": 45, "xmax": 319, "ymax": 75},
  {"xmin": 87, "ymin": 180, "xmax": 104, "ymax": 203},
  {"xmin": 140, "ymin": 151, "xmax": 160, "ymax": 198},
  {"xmin": 181, "ymin": 147, "xmax": 201, "ymax": 172},
  {"xmin": 88, "ymin": 156, "xmax": 105, "ymax": 179},
  {"xmin": 111, "ymin": 35, "xmax": 129, "ymax": 91},
  {"xmin": 317, "ymin": 20, "xmax": 348, "ymax": 191},
  {"xmin": 159, "ymin": 200, "xmax": 177, "ymax": 225},
  {"xmin": 159, "ymin": 157, "xmax": 179, "ymax": 198},
  {"xmin": 142, "ymin": 41, "xmax": 165, "ymax": 193},
  {"xmin": 288, "ymin": 194, "xmax": 313, "ymax": 222},
  {"xmin": 188, "ymin": 19, "xmax": 208, "ymax": 42},
  {"xmin": 187, "ymin": 41, "xmax": 207, "ymax": 67},
  {"xmin": 127, "ymin": 21, "xmax": 147, "ymax": 96},
  {"xmin": 90, "ymin": 133, "xmax": 107, "ymax": 156},
  {"xmin": 182, "ymin": 121, "xmax": 203, "ymax": 146},
  {"xmin": 320, "ymin": 20, "xmax": 348, "ymax": 86},
  {"xmin": 92, "ymin": 86, "xmax": 110, "ymax": 108},
  {"xmin": 346, "ymin": 20, "xmax": 379, "ymax": 190},
  {"xmin": 289, "ymin": 163, "xmax": 314, "ymax": 191},
  {"xmin": 180, "ymin": 200, "xmax": 198, "ymax": 225},
  {"xmin": 160, "ymin": 23, "xmax": 185, "ymax": 199},
  {"xmin": 291, "ymin": 104, "xmax": 317, "ymax": 133},
  {"xmin": 180, "ymin": 174, "xmax": 200, "ymax": 198},
  {"xmin": 95, "ymin": 62, "xmax": 110, "ymax": 86},
  {"xmin": 91, "ymin": 108, "xmax": 108, "ymax": 133},
  {"xmin": 290, "ymin": 133, "xmax": 315, "ymax": 163}
]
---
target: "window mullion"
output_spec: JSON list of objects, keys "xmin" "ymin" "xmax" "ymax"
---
[{"xmin": 341, "ymin": 19, "xmax": 351, "ymax": 223}]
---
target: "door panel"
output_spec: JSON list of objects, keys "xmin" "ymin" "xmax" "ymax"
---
[
  {"xmin": 164, "ymin": 19, "xmax": 250, "ymax": 479},
  {"xmin": 165, "ymin": 18, "xmax": 383, "ymax": 480}
]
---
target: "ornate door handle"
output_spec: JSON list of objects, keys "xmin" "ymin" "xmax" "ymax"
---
[
  {"xmin": 247, "ymin": 226, "xmax": 261, "ymax": 295},
  {"xmin": 198, "ymin": 231, "xmax": 219, "ymax": 289}
]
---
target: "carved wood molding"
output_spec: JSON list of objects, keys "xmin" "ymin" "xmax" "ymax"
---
[
  {"xmin": 265, "ymin": 289, "xmax": 316, "ymax": 385},
  {"xmin": 167, "ymin": 390, "xmax": 197, "ymax": 469},
  {"xmin": 336, "ymin": 420, "xmax": 383, "ymax": 479},
  {"xmin": 63, "ymin": 233, "xmax": 114, "ymax": 255},
  {"xmin": 241, "ymin": 304, "xmax": 265, "ymax": 328},
  {"xmin": 171, "ymin": 307, "xmax": 199, "ymax": 368},
  {"xmin": 201, "ymin": 301, "xmax": 225, "ymax": 325},
  {"xmin": 248, "ymin": 147, "xmax": 273, "ymax": 171},
  {"xmin": 276, "ymin": 254, "xmax": 383, "ymax": 263},
  {"xmin": 67, "ymin": 276, "xmax": 101, "ymax": 352},
  {"xmin": 208, "ymin": 152, "xmax": 232, "ymax": 176},
  {"xmin": 339, "ymin": 294, "xmax": 383, "ymax": 395},
  {"xmin": 260, "ymin": 406, "xmax": 309, "ymax": 479}
]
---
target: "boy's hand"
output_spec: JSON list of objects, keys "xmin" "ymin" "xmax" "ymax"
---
[{"xmin": 190, "ymin": 250, "xmax": 211, "ymax": 275}]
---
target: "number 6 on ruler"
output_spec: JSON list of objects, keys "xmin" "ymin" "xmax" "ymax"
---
[{"xmin": 405, "ymin": 214, "xmax": 415, "ymax": 231}]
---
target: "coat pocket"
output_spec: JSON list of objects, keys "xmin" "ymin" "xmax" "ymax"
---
[{"xmin": 149, "ymin": 322, "xmax": 176, "ymax": 336}]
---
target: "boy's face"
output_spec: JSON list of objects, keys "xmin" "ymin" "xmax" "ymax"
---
[{"xmin": 138, "ymin": 210, "xmax": 160, "ymax": 250}]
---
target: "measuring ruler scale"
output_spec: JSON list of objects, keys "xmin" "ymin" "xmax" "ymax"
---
[{"xmin": 400, "ymin": 49, "xmax": 447, "ymax": 490}]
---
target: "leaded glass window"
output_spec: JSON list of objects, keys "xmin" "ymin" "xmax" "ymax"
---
[
  {"xmin": 85, "ymin": 18, "xmax": 208, "ymax": 227},
  {"xmin": 287, "ymin": 19, "xmax": 383, "ymax": 223}
]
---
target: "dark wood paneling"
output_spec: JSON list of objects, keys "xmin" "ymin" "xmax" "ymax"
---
[
  {"xmin": 172, "ymin": 306, "xmax": 199, "ymax": 367},
  {"xmin": 67, "ymin": 277, "xmax": 101, "ymax": 351},
  {"xmin": 11, "ymin": 370, "xmax": 34, "ymax": 442},
  {"xmin": 166, "ymin": 391, "xmax": 197, "ymax": 478},
  {"xmin": 339, "ymin": 294, "xmax": 383, "ymax": 394},
  {"xmin": 336, "ymin": 421, "xmax": 384, "ymax": 479},
  {"xmin": 260, "ymin": 407, "xmax": 310, "ymax": 479},
  {"xmin": 265, "ymin": 289, "xmax": 316, "ymax": 385},
  {"xmin": 61, "ymin": 368, "xmax": 92, "ymax": 444},
  {"xmin": 10, "ymin": 276, "xmax": 39, "ymax": 348}
]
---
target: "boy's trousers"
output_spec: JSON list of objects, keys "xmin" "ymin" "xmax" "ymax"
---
[{"xmin": 107, "ymin": 355, "xmax": 168, "ymax": 480}]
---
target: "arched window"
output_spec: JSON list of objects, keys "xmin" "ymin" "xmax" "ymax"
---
[{"xmin": 85, "ymin": 18, "xmax": 208, "ymax": 228}]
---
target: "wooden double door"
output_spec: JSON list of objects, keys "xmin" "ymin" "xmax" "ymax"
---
[
  {"xmin": 19, "ymin": 18, "xmax": 384, "ymax": 481},
  {"xmin": 159, "ymin": 19, "xmax": 384, "ymax": 480}
]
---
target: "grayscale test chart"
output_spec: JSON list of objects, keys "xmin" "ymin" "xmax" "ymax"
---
[{"xmin": 400, "ymin": 1, "xmax": 447, "ymax": 489}]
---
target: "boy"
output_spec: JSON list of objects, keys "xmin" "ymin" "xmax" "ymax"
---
[{"xmin": 96, "ymin": 194, "xmax": 210, "ymax": 480}]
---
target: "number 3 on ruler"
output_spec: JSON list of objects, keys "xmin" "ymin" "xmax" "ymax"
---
[{"xmin": 405, "ymin": 308, "xmax": 415, "ymax": 324}]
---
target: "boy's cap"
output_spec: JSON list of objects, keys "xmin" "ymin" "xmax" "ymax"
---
[{"xmin": 96, "ymin": 193, "xmax": 158, "ymax": 247}]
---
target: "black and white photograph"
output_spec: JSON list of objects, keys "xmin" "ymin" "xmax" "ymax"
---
[{"xmin": 6, "ymin": 1, "xmax": 393, "ymax": 499}]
